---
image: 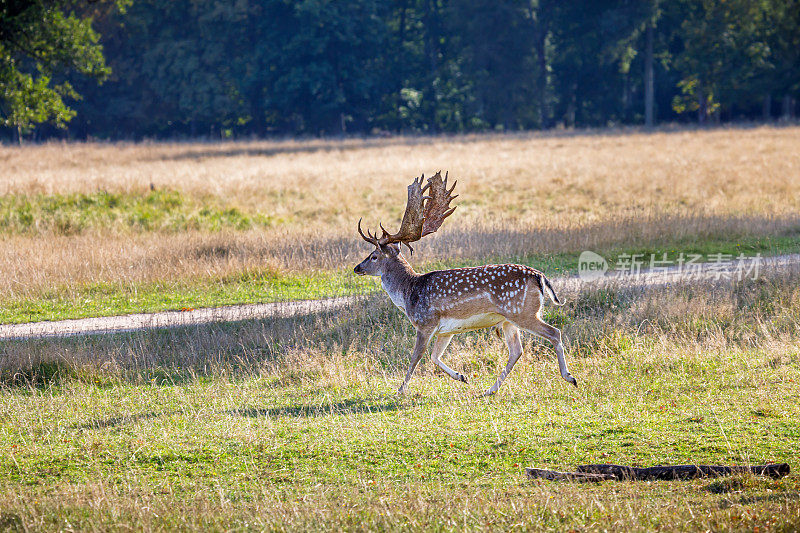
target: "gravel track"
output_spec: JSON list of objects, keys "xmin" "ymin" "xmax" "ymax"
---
[{"xmin": 2, "ymin": 253, "xmax": 797, "ymax": 341}]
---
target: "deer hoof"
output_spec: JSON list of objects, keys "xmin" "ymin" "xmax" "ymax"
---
[
  {"xmin": 566, "ymin": 375, "xmax": 578, "ymax": 388},
  {"xmin": 458, "ymin": 374, "xmax": 468, "ymax": 384}
]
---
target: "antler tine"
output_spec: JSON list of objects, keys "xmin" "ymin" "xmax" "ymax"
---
[
  {"xmin": 357, "ymin": 217, "xmax": 380, "ymax": 246},
  {"xmin": 419, "ymin": 174, "xmax": 430, "ymax": 194},
  {"xmin": 442, "ymin": 171, "xmax": 458, "ymax": 196}
]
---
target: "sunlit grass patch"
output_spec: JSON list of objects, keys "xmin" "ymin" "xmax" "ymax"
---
[
  {"xmin": 0, "ymin": 268, "xmax": 378, "ymax": 324},
  {"xmin": 0, "ymin": 189, "xmax": 274, "ymax": 235}
]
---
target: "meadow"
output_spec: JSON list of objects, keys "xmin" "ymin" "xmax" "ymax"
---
[
  {"xmin": 1, "ymin": 269, "xmax": 799, "ymax": 531},
  {"xmin": 1, "ymin": 125, "xmax": 799, "ymax": 321},
  {"xmin": 1, "ymin": 125, "xmax": 800, "ymax": 531}
]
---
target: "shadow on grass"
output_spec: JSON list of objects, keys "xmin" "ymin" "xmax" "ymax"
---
[
  {"xmin": 149, "ymin": 137, "xmax": 430, "ymax": 161},
  {"xmin": 718, "ymin": 492, "xmax": 800, "ymax": 508},
  {"xmin": 71, "ymin": 398, "xmax": 400, "ymax": 431},
  {"xmin": 227, "ymin": 398, "xmax": 401, "ymax": 419},
  {"xmin": 148, "ymin": 124, "xmax": 798, "ymax": 162},
  {"xmin": 72, "ymin": 410, "xmax": 183, "ymax": 430}
]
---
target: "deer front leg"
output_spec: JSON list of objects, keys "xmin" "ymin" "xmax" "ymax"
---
[{"xmin": 398, "ymin": 329, "xmax": 434, "ymax": 394}]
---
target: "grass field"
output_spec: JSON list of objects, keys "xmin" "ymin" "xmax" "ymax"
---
[
  {"xmin": 2, "ymin": 125, "xmax": 800, "ymax": 531},
  {"xmin": 1, "ymin": 268, "xmax": 799, "ymax": 531},
  {"xmin": 1, "ymin": 125, "xmax": 800, "ymax": 321}
]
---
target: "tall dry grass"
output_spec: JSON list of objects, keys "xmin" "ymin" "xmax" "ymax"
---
[
  {"xmin": 1, "ymin": 126, "xmax": 799, "ymax": 299},
  {"xmin": 3, "ymin": 263, "xmax": 798, "ymax": 386},
  {"xmin": 1, "ymin": 213, "xmax": 798, "ymax": 300}
]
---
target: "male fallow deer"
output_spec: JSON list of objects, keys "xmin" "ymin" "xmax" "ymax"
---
[{"xmin": 354, "ymin": 171, "xmax": 577, "ymax": 395}]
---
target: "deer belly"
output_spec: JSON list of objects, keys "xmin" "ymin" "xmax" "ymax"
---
[{"xmin": 438, "ymin": 313, "xmax": 504, "ymax": 334}]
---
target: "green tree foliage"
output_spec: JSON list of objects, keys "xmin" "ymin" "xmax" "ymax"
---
[
  {"xmin": 0, "ymin": 0, "xmax": 127, "ymax": 140},
  {"xmin": 2, "ymin": 0, "xmax": 799, "ymax": 140}
]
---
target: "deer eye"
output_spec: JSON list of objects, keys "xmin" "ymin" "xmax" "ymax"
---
[{"xmin": 371, "ymin": 255, "xmax": 378, "ymax": 262}]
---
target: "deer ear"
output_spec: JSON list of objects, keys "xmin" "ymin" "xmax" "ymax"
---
[{"xmin": 380, "ymin": 243, "xmax": 400, "ymax": 257}]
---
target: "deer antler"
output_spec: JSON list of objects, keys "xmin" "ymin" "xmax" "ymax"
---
[
  {"xmin": 421, "ymin": 171, "xmax": 457, "ymax": 237},
  {"xmin": 357, "ymin": 218, "xmax": 380, "ymax": 247},
  {"xmin": 358, "ymin": 171, "xmax": 458, "ymax": 254}
]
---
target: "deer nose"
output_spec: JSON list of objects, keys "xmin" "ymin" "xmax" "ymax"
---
[{"xmin": 354, "ymin": 265, "xmax": 362, "ymax": 274}]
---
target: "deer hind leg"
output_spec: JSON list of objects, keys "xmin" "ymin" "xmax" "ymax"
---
[
  {"xmin": 512, "ymin": 314, "xmax": 577, "ymax": 388},
  {"xmin": 431, "ymin": 334, "xmax": 468, "ymax": 384},
  {"xmin": 484, "ymin": 321, "xmax": 524, "ymax": 396}
]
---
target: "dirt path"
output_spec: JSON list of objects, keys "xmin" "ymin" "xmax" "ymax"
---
[{"xmin": 2, "ymin": 253, "xmax": 798, "ymax": 340}]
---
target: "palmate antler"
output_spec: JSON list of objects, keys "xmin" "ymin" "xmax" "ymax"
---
[{"xmin": 358, "ymin": 171, "xmax": 458, "ymax": 254}]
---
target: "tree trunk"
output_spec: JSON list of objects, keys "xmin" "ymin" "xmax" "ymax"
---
[
  {"xmin": 697, "ymin": 79, "xmax": 707, "ymax": 124},
  {"xmin": 423, "ymin": 0, "xmax": 440, "ymax": 132},
  {"xmin": 644, "ymin": 21, "xmax": 655, "ymax": 128},
  {"xmin": 782, "ymin": 95, "xmax": 796, "ymax": 120},
  {"xmin": 396, "ymin": 0, "xmax": 408, "ymax": 94},
  {"xmin": 533, "ymin": 5, "xmax": 551, "ymax": 129},
  {"xmin": 398, "ymin": 0, "xmax": 407, "ymax": 51},
  {"xmin": 762, "ymin": 94, "xmax": 772, "ymax": 121},
  {"xmin": 566, "ymin": 81, "xmax": 577, "ymax": 128},
  {"xmin": 622, "ymin": 71, "xmax": 630, "ymax": 123}
]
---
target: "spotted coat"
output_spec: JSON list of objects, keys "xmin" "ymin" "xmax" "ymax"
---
[{"xmin": 354, "ymin": 245, "xmax": 576, "ymax": 394}]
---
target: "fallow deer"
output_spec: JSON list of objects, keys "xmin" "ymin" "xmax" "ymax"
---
[{"xmin": 354, "ymin": 171, "xmax": 577, "ymax": 395}]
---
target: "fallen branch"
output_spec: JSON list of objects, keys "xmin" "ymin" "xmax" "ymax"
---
[
  {"xmin": 525, "ymin": 468, "xmax": 614, "ymax": 483},
  {"xmin": 525, "ymin": 463, "xmax": 790, "ymax": 482},
  {"xmin": 576, "ymin": 463, "xmax": 790, "ymax": 480}
]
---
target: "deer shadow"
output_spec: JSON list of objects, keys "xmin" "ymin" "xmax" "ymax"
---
[
  {"xmin": 227, "ymin": 397, "xmax": 401, "ymax": 419},
  {"xmin": 71, "ymin": 397, "xmax": 401, "ymax": 431}
]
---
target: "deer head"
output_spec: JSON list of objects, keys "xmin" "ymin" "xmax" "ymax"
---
[{"xmin": 354, "ymin": 171, "xmax": 457, "ymax": 276}]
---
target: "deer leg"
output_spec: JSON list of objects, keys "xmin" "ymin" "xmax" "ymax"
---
[
  {"xmin": 398, "ymin": 329, "xmax": 434, "ymax": 394},
  {"xmin": 430, "ymin": 334, "xmax": 467, "ymax": 384},
  {"xmin": 517, "ymin": 317, "xmax": 577, "ymax": 388},
  {"xmin": 484, "ymin": 322, "xmax": 524, "ymax": 396}
]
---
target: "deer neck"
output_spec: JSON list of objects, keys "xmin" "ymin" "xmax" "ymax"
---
[{"xmin": 381, "ymin": 255, "xmax": 418, "ymax": 312}]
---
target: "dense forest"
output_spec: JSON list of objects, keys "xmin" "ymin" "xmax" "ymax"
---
[{"xmin": 2, "ymin": 0, "xmax": 799, "ymax": 141}]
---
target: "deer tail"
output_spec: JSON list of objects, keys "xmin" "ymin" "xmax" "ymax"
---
[{"xmin": 541, "ymin": 274, "xmax": 563, "ymax": 306}]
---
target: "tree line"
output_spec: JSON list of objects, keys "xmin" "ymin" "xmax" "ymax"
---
[{"xmin": 2, "ymin": 0, "xmax": 799, "ymax": 141}]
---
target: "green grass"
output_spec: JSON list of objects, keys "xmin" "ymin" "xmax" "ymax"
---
[
  {"xmin": 2, "ymin": 232, "xmax": 798, "ymax": 324},
  {"xmin": 1, "ymin": 269, "xmax": 799, "ymax": 530},
  {"xmin": 0, "ymin": 270, "xmax": 378, "ymax": 324},
  {"xmin": 0, "ymin": 189, "xmax": 274, "ymax": 235},
  {"xmin": 1, "ymin": 302, "xmax": 799, "ymax": 529}
]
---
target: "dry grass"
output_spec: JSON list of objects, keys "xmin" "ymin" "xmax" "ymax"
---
[
  {"xmin": 1, "ymin": 270, "xmax": 799, "ymax": 531},
  {"xmin": 3, "ymin": 263, "xmax": 799, "ymax": 385},
  {"xmin": 3, "ymin": 127, "xmax": 799, "ymax": 220},
  {"xmin": 1, "ymin": 126, "xmax": 799, "ymax": 302}
]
